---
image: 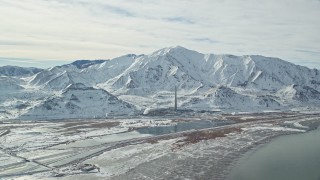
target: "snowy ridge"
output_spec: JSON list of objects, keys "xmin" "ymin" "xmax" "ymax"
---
[
  {"xmin": 181, "ymin": 86, "xmax": 282, "ymax": 111},
  {"xmin": 277, "ymin": 85, "xmax": 320, "ymax": 104},
  {"xmin": 1, "ymin": 46, "xmax": 320, "ymax": 120},
  {"xmin": 0, "ymin": 76, "xmax": 24, "ymax": 92},
  {"xmin": 30, "ymin": 54, "xmax": 137, "ymax": 90},
  {"xmin": 20, "ymin": 83, "xmax": 136, "ymax": 120},
  {"xmin": 0, "ymin": 65, "xmax": 43, "ymax": 77}
]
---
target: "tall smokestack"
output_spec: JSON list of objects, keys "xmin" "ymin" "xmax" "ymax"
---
[{"xmin": 174, "ymin": 86, "xmax": 177, "ymax": 111}]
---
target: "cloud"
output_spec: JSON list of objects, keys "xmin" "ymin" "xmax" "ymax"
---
[
  {"xmin": 99, "ymin": 4, "xmax": 134, "ymax": 17},
  {"xmin": 193, "ymin": 38, "xmax": 220, "ymax": 44},
  {"xmin": 295, "ymin": 49, "xmax": 320, "ymax": 55},
  {"xmin": 0, "ymin": 0, "xmax": 319, "ymax": 69},
  {"xmin": 164, "ymin": 17, "xmax": 194, "ymax": 24},
  {"xmin": 0, "ymin": 40, "xmax": 35, "ymax": 46},
  {"xmin": 47, "ymin": 0, "xmax": 135, "ymax": 17}
]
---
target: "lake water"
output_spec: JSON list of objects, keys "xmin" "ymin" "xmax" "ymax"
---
[
  {"xmin": 228, "ymin": 128, "xmax": 320, "ymax": 180},
  {"xmin": 137, "ymin": 120, "xmax": 233, "ymax": 135}
]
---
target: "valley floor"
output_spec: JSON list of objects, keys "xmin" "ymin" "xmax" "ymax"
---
[{"xmin": 0, "ymin": 112, "xmax": 320, "ymax": 179}]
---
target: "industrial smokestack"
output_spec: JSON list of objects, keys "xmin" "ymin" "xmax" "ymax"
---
[{"xmin": 174, "ymin": 86, "xmax": 177, "ymax": 111}]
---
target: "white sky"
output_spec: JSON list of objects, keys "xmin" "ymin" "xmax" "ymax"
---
[{"xmin": 0, "ymin": 0, "xmax": 319, "ymax": 68}]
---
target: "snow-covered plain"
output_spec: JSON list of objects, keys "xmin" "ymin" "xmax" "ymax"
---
[{"xmin": 1, "ymin": 112, "xmax": 319, "ymax": 179}]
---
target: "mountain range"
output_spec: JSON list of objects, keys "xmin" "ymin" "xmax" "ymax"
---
[{"xmin": 1, "ymin": 46, "xmax": 320, "ymax": 120}]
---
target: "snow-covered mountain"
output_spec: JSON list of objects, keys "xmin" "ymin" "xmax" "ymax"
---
[
  {"xmin": 30, "ymin": 55, "xmax": 137, "ymax": 90},
  {"xmin": 20, "ymin": 83, "xmax": 136, "ymax": 120},
  {"xmin": 1, "ymin": 46, "xmax": 320, "ymax": 120},
  {"xmin": 95, "ymin": 46, "xmax": 320, "ymax": 96},
  {"xmin": 277, "ymin": 85, "xmax": 320, "ymax": 105},
  {"xmin": 180, "ymin": 86, "xmax": 282, "ymax": 112},
  {"xmin": 0, "ymin": 76, "xmax": 24, "ymax": 92}
]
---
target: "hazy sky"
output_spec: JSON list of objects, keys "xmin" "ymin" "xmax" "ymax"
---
[{"xmin": 0, "ymin": 0, "xmax": 319, "ymax": 68}]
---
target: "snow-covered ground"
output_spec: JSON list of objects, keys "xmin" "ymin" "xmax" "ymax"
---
[{"xmin": 1, "ymin": 112, "xmax": 319, "ymax": 179}]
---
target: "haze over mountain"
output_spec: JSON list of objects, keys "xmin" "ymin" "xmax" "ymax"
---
[{"xmin": 1, "ymin": 46, "xmax": 320, "ymax": 120}]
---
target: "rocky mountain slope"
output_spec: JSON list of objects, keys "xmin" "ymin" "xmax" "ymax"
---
[
  {"xmin": 20, "ymin": 83, "xmax": 136, "ymax": 120},
  {"xmin": 1, "ymin": 46, "xmax": 320, "ymax": 120}
]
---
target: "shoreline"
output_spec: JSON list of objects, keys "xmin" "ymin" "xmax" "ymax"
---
[
  {"xmin": 222, "ymin": 120, "xmax": 320, "ymax": 179},
  {"xmin": 222, "ymin": 131, "xmax": 300, "ymax": 179}
]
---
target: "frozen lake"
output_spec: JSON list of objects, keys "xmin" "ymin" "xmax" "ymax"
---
[
  {"xmin": 228, "ymin": 128, "xmax": 320, "ymax": 180},
  {"xmin": 137, "ymin": 120, "xmax": 234, "ymax": 135}
]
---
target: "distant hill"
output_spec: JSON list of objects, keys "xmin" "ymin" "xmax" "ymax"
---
[{"xmin": 0, "ymin": 65, "xmax": 43, "ymax": 77}]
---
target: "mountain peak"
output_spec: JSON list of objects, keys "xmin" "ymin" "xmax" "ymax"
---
[
  {"xmin": 70, "ymin": 60, "xmax": 107, "ymax": 69},
  {"xmin": 125, "ymin": 54, "xmax": 138, "ymax": 58},
  {"xmin": 170, "ymin": 45, "xmax": 188, "ymax": 50},
  {"xmin": 65, "ymin": 83, "xmax": 91, "ymax": 90},
  {"xmin": 168, "ymin": 45, "xmax": 195, "ymax": 53},
  {"xmin": 151, "ymin": 45, "xmax": 201, "ymax": 57}
]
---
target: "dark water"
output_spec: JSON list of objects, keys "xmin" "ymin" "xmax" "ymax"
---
[
  {"xmin": 228, "ymin": 128, "xmax": 320, "ymax": 180},
  {"xmin": 137, "ymin": 120, "xmax": 233, "ymax": 135}
]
